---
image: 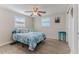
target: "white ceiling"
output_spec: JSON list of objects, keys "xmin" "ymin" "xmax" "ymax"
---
[{"xmin": 0, "ymin": 4, "xmax": 69, "ymax": 16}]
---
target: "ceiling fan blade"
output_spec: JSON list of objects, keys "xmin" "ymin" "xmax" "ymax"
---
[
  {"xmin": 24, "ymin": 11, "xmax": 33, "ymax": 12},
  {"xmin": 37, "ymin": 13, "xmax": 41, "ymax": 16},
  {"xmin": 38, "ymin": 11, "xmax": 46, "ymax": 13},
  {"xmin": 33, "ymin": 7, "xmax": 38, "ymax": 12}
]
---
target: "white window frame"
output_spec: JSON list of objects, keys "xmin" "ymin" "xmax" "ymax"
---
[
  {"xmin": 41, "ymin": 17, "xmax": 50, "ymax": 27},
  {"xmin": 14, "ymin": 16, "xmax": 25, "ymax": 28}
]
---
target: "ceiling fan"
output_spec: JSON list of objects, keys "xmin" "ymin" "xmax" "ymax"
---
[{"xmin": 24, "ymin": 7, "xmax": 46, "ymax": 16}]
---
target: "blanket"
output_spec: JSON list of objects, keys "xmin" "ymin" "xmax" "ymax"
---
[{"xmin": 13, "ymin": 32, "xmax": 46, "ymax": 51}]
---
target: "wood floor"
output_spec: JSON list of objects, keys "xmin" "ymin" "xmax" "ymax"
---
[{"xmin": 0, "ymin": 39, "xmax": 70, "ymax": 54}]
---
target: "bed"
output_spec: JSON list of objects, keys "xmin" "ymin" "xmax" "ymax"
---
[{"xmin": 12, "ymin": 28, "xmax": 46, "ymax": 51}]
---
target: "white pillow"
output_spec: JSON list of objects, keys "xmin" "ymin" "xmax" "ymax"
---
[{"xmin": 15, "ymin": 28, "xmax": 29, "ymax": 33}]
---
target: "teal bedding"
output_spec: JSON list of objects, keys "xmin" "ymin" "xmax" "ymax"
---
[{"xmin": 13, "ymin": 32, "xmax": 46, "ymax": 51}]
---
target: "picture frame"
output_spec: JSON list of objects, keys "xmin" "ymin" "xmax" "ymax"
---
[{"xmin": 55, "ymin": 17, "xmax": 60, "ymax": 23}]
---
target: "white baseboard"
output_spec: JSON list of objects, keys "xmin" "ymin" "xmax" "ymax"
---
[{"xmin": 0, "ymin": 41, "xmax": 13, "ymax": 47}]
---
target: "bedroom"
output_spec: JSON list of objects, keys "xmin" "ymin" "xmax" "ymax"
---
[{"xmin": 0, "ymin": 4, "xmax": 78, "ymax": 54}]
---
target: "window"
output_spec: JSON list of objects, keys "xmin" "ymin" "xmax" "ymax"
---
[
  {"xmin": 41, "ymin": 17, "xmax": 50, "ymax": 27},
  {"xmin": 15, "ymin": 16, "xmax": 25, "ymax": 27}
]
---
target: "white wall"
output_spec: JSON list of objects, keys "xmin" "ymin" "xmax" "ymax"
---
[
  {"xmin": 73, "ymin": 4, "xmax": 78, "ymax": 54},
  {"xmin": 66, "ymin": 4, "xmax": 78, "ymax": 54},
  {"xmin": 78, "ymin": 4, "xmax": 79, "ymax": 54},
  {"xmin": 0, "ymin": 7, "xmax": 33, "ymax": 46},
  {"xmin": 66, "ymin": 5, "xmax": 74, "ymax": 53},
  {"xmin": 25, "ymin": 17, "xmax": 34, "ymax": 29},
  {"xmin": 34, "ymin": 12, "xmax": 66, "ymax": 39}
]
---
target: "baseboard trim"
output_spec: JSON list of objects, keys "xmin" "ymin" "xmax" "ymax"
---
[{"xmin": 0, "ymin": 41, "xmax": 13, "ymax": 47}]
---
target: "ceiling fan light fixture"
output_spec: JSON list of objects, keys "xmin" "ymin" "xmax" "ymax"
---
[
  {"xmin": 25, "ymin": 7, "xmax": 46, "ymax": 16},
  {"xmin": 33, "ymin": 12, "xmax": 37, "ymax": 15}
]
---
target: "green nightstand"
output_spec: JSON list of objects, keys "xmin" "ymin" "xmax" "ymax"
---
[{"xmin": 58, "ymin": 32, "xmax": 66, "ymax": 42}]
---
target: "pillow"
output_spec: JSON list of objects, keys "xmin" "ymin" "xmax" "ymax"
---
[
  {"xmin": 13, "ymin": 28, "xmax": 29, "ymax": 33},
  {"xmin": 18, "ymin": 28, "xmax": 29, "ymax": 33}
]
